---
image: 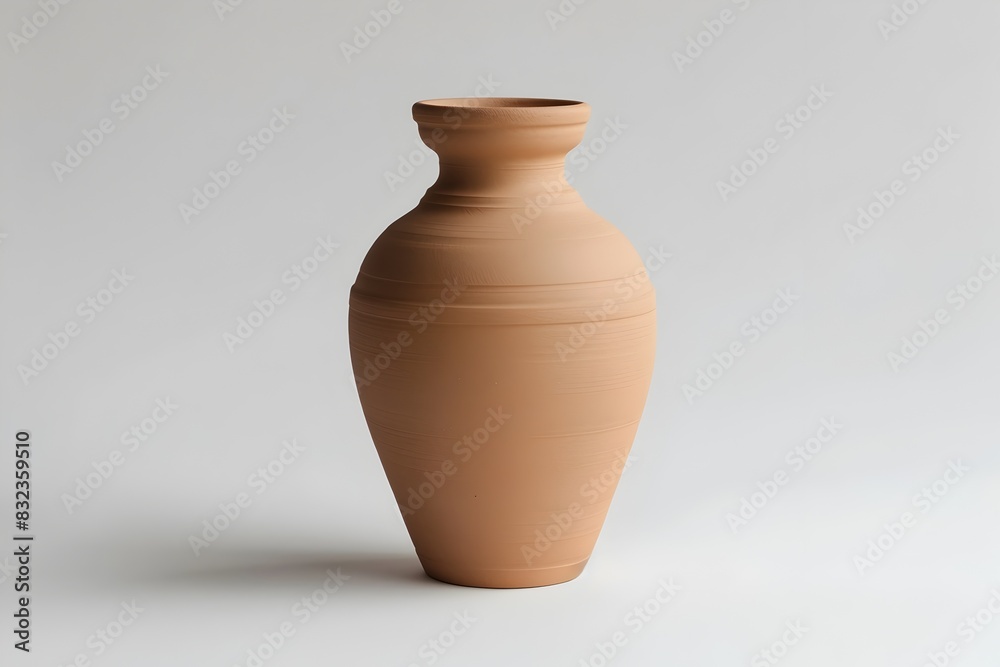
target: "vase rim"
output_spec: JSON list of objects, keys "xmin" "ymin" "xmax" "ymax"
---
[{"xmin": 413, "ymin": 97, "xmax": 590, "ymax": 126}]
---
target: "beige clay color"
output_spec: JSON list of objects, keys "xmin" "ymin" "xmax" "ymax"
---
[{"xmin": 349, "ymin": 98, "xmax": 656, "ymax": 588}]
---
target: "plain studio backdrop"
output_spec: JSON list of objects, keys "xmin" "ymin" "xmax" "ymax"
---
[{"xmin": 2, "ymin": 0, "xmax": 999, "ymax": 665}]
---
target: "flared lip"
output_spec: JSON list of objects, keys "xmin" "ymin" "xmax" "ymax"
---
[{"xmin": 412, "ymin": 97, "xmax": 590, "ymax": 127}]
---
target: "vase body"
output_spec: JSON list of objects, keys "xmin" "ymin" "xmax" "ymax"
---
[{"xmin": 349, "ymin": 98, "xmax": 655, "ymax": 588}]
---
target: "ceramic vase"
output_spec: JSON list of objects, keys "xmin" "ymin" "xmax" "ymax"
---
[{"xmin": 349, "ymin": 98, "xmax": 655, "ymax": 588}]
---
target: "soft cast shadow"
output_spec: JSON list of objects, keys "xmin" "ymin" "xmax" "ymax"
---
[{"xmin": 119, "ymin": 547, "xmax": 439, "ymax": 593}]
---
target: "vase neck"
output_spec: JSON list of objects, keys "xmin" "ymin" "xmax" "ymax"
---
[
  {"xmin": 411, "ymin": 98, "xmax": 590, "ymax": 208},
  {"xmin": 423, "ymin": 162, "xmax": 578, "ymax": 208}
]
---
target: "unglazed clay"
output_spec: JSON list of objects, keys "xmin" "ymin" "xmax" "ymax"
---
[{"xmin": 349, "ymin": 98, "xmax": 655, "ymax": 588}]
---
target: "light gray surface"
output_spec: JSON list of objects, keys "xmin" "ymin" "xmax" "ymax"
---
[{"xmin": 2, "ymin": 0, "xmax": 999, "ymax": 665}]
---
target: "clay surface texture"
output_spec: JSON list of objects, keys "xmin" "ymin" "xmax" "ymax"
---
[{"xmin": 349, "ymin": 98, "xmax": 656, "ymax": 588}]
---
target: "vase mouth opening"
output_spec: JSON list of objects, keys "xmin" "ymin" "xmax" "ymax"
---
[
  {"xmin": 413, "ymin": 97, "xmax": 590, "ymax": 127},
  {"xmin": 419, "ymin": 97, "xmax": 584, "ymax": 109}
]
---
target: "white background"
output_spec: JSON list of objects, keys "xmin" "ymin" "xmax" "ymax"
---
[{"xmin": 2, "ymin": 0, "xmax": 999, "ymax": 665}]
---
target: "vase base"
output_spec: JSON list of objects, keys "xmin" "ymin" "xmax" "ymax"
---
[{"xmin": 419, "ymin": 558, "xmax": 589, "ymax": 589}]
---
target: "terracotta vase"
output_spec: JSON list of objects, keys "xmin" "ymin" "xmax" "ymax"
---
[{"xmin": 349, "ymin": 98, "xmax": 655, "ymax": 588}]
